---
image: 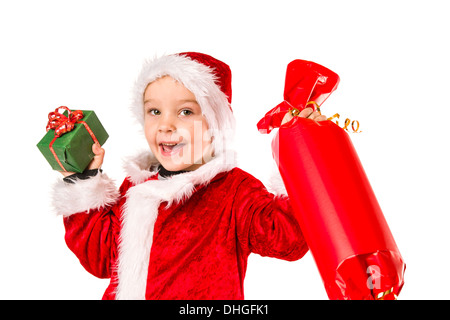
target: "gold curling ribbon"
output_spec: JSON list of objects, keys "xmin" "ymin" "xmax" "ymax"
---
[
  {"xmin": 289, "ymin": 100, "xmax": 361, "ymax": 133},
  {"xmin": 375, "ymin": 287, "xmax": 398, "ymax": 300},
  {"xmin": 290, "ymin": 108, "xmax": 301, "ymax": 117},
  {"xmin": 327, "ymin": 113, "xmax": 362, "ymax": 133}
]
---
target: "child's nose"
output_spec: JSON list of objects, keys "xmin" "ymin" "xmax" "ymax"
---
[{"xmin": 158, "ymin": 114, "xmax": 177, "ymax": 133}]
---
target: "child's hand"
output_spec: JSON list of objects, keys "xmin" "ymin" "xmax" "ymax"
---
[
  {"xmin": 281, "ymin": 107, "xmax": 327, "ymax": 125},
  {"xmin": 88, "ymin": 142, "xmax": 105, "ymax": 170},
  {"xmin": 59, "ymin": 143, "xmax": 105, "ymax": 177}
]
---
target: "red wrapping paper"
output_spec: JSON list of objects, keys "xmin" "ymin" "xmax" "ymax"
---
[{"xmin": 257, "ymin": 60, "xmax": 405, "ymax": 300}]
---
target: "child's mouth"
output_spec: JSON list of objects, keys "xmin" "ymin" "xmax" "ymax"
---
[{"xmin": 159, "ymin": 142, "xmax": 185, "ymax": 157}]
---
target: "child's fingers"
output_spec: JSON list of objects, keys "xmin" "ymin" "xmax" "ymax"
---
[
  {"xmin": 281, "ymin": 112, "xmax": 294, "ymax": 125},
  {"xmin": 92, "ymin": 142, "xmax": 103, "ymax": 155},
  {"xmin": 88, "ymin": 143, "xmax": 105, "ymax": 170},
  {"xmin": 302, "ymin": 109, "xmax": 328, "ymax": 121},
  {"xmin": 308, "ymin": 111, "xmax": 322, "ymax": 119},
  {"xmin": 283, "ymin": 107, "xmax": 327, "ymax": 124},
  {"xmin": 299, "ymin": 107, "xmax": 314, "ymax": 118}
]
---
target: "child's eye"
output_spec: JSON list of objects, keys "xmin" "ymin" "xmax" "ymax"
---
[
  {"xmin": 180, "ymin": 109, "xmax": 193, "ymax": 116},
  {"xmin": 147, "ymin": 109, "xmax": 161, "ymax": 116}
]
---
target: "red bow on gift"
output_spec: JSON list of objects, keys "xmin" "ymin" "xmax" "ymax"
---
[
  {"xmin": 46, "ymin": 106, "xmax": 84, "ymax": 137},
  {"xmin": 45, "ymin": 106, "xmax": 99, "ymax": 172}
]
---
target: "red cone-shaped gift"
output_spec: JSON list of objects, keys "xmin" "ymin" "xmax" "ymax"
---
[{"xmin": 257, "ymin": 60, "xmax": 405, "ymax": 299}]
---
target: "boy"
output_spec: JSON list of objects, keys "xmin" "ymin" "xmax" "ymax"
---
[{"xmin": 53, "ymin": 52, "xmax": 324, "ymax": 299}]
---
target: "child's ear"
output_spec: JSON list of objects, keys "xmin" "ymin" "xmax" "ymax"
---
[{"xmin": 203, "ymin": 138, "xmax": 215, "ymax": 162}]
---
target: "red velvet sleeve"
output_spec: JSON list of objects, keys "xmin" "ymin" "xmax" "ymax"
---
[
  {"xmin": 63, "ymin": 179, "xmax": 131, "ymax": 279},
  {"xmin": 233, "ymin": 173, "xmax": 309, "ymax": 261}
]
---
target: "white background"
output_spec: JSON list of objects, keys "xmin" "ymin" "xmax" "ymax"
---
[{"xmin": 1, "ymin": 0, "xmax": 449, "ymax": 300}]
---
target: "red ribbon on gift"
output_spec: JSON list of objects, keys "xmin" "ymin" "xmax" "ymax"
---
[{"xmin": 46, "ymin": 106, "xmax": 99, "ymax": 172}]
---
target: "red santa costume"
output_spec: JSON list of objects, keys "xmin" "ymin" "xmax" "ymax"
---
[{"xmin": 52, "ymin": 52, "xmax": 308, "ymax": 300}]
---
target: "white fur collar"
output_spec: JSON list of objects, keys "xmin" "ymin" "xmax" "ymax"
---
[{"xmin": 116, "ymin": 150, "xmax": 236, "ymax": 299}]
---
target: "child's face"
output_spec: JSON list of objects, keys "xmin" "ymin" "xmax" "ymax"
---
[{"xmin": 143, "ymin": 76, "xmax": 213, "ymax": 172}]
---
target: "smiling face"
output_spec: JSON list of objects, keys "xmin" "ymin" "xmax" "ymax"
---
[{"xmin": 143, "ymin": 76, "xmax": 213, "ymax": 172}]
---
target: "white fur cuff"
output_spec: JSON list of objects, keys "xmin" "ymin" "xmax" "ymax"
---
[
  {"xmin": 51, "ymin": 172, "xmax": 120, "ymax": 217},
  {"xmin": 266, "ymin": 163, "xmax": 288, "ymax": 197}
]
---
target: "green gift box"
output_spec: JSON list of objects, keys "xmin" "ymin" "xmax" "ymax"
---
[{"xmin": 37, "ymin": 109, "xmax": 109, "ymax": 173}]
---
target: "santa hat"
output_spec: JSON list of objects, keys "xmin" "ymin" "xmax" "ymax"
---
[{"xmin": 131, "ymin": 52, "xmax": 236, "ymax": 159}]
